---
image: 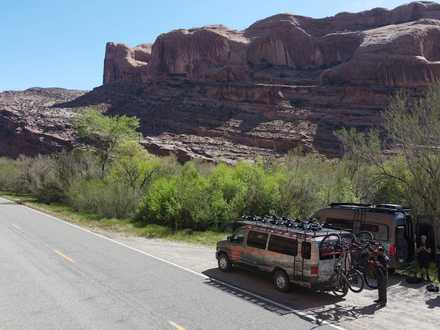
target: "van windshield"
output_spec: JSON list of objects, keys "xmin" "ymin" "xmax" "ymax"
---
[{"xmin": 359, "ymin": 223, "xmax": 389, "ymax": 241}]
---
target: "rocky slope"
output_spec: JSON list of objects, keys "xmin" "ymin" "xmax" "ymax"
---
[
  {"xmin": 2, "ymin": 2, "xmax": 440, "ymax": 162},
  {"xmin": 0, "ymin": 88, "xmax": 86, "ymax": 158}
]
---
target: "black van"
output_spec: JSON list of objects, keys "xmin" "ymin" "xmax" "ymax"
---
[{"xmin": 314, "ymin": 203, "xmax": 415, "ymax": 269}]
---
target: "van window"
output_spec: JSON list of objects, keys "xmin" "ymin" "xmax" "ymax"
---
[
  {"xmin": 268, "ymin": 235, "xmax": 298, "ymax": 256},
  {"xmin": 247, "ymin": 231, "xmax": 268, "ymax": 249},
  {"xmin": 359, "ymin": 223, "xmax": 389, "ymax": 241},
  {"xmin": 324, "ymin": 218, "xmax": 354, "ymax": 232},
  {"xmin": 302, "ymin": 242, "xmax": 312, "ymax": 259},
  {"xmin": 230, "ymin": 228, "xmax": 245, "ymax": 244}
]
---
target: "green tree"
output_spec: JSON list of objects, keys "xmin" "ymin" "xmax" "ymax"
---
[
  {"xmin": 75, "ymin": 109, "xmax": 140, "ymax": 177},
  {"xmin": 110, "ymin": 141, "xmax": 161, "ymax": 192},
  {"xmin": 339, "ymin": 83, "xmax": 440, "ymax": 243}
]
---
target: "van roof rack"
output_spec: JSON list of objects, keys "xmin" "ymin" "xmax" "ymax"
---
[
  {"xmin": 330, "ymin": 203, "xmax": 372, "ymax": 208},
  {"xmin": 237, "ymin": 215, "xmax": 344, "ymax": 237},
  {"xmin": 330, "ymin": 202, "xmax": 411, "ymax": 214},
  {"xmin": 375, "ymin": 204, "xmax": 403, "ymax": 209}
]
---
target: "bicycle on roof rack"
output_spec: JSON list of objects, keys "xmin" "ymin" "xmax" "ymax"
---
[{"xmin": 216, "ymin": 214, "xmax": 366, "ymax": 296}]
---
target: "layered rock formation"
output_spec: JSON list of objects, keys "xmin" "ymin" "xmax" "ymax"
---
[
  {"xmin": 2, "ymin": 2, "xmax": 440, "ymax": 162},
  {"xmin": 104, "ymin": 1, "xmax": 440, "ymax": 87},
  {"xmin": 0, "ymin": 88, "xmax": 86, "ymax": 158}
]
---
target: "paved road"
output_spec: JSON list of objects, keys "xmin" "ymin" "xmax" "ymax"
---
[{"xmin": 0, "ymin": 197, "xmax": 335, "ymax": 330}]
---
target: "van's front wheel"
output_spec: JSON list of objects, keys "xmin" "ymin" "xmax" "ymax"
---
[
  {"xmin": 273, "ymin": 270, "xmax": 291, "ymax": 292},
  {"xmin": 217, "ymin": 253, "xmax": 232, "ymax": 272}
]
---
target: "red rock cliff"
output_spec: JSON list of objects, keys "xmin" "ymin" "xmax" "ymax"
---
[{"xmin": 104, "ymin": 1, "xmax": 440, "ymax": 87}]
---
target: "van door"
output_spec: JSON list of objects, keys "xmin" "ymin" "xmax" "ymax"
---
[
  {"xmin": 266, "ymin": 235, "xmax": 298, "ymax": 278},
  {"xmin": 300, "ymin": 241, "xmax": 312, "ymax": 281},
  {"xmin": 242, "ymin": 230, "xmax": 269, "ymax": 269},
  {"xmin": 228, "ymin": 228, "xmax": 246, "ymax": 263}
]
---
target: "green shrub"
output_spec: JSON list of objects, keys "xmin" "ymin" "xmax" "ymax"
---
[
  {"xmin": 0, "ymin": 157, "xmax": 21, "ymax": 192},
  {"xmin": 230, "ymin": 161, "xmax": 282, "ymax": 216},
  {"xmin": 24, "ymin": 155, "xmax": 65, "ymax": 203},
  {"xmin": 137, "ymin": 176, "xmax": 181, "ymax": 229},
  {"xmin": 67, "ymin": 178, "xmax": 141, "ymax": 219}
]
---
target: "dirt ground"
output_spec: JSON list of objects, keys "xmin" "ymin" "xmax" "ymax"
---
[{"xmin": 97, "ymin": 229, "xmax": 440, "ymax": 330}]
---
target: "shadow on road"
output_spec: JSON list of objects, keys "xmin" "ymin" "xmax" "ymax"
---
[
  {"xmin": 202, "ymin": 267, "xmax": 342, "ymax": 316},
  {"xmin": 312, "ymin": 303, "xmax": 383, "ymax": 323}
]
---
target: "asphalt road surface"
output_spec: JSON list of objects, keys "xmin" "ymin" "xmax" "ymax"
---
[{"xmin": 0, "ymin": 197, "xmax": 337, "ymax": 330}]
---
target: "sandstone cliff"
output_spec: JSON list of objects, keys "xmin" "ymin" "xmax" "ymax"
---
[
  {"xmin": 2, "ymin": 2, "xmax": 440, "ymax": 162},
  {"xmin": 104, "ymin": 1, "xmax": 440, "ymax": 87}
]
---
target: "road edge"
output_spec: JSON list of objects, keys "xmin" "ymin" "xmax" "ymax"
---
[{"xmin": 1, "ymin": 196, "xmax": 347, "ymax": 330}]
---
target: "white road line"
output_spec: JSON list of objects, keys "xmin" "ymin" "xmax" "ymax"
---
[
  {"xmin": 11, "ymin": 223, "xmax": 22, "ymax": 231},
  {"xmin": 168, "ymin": 320, "xmax": 186, "ymax": 330},
  {"xmin": 6, "ymin": 198, "xmax": 347, "ymax": 330}
]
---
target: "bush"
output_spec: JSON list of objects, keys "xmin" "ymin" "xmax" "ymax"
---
[
  {"xmin": 24, "ymin": 155, "xmax": 65, "ymax": 203},
  {"xmin": 277, "ymin": 153, "xmax": 357, "ymax": 218},
  {"xmin": 67, "ymin": 178, "xmax": 141, "ymax": 219},
  {"xmin": 233, "ymin": 161, "xmax": 282, "ymax": 216},
  {"xmin": 0, "ymin": 157, "xmax": 21, "ymax": 192},
  {"xmin": 137, "ymin": 176, "xmax": 181, "ymax": 229}
]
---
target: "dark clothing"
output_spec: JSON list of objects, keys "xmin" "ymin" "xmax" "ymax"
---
[
  {"xmin": 377, "ymin": 268, "xmax": 388, "ymax": 304},
  {"xmin": 436, "ymin": 253, "xmax": 440, "ymax": 282},
  {"xmin": 375, "ymin": 254, "xmax": 389, "ymax": 305},
  {"xmin": 418, "ymin": 243, "xmax": 431, "ymax": 269}
]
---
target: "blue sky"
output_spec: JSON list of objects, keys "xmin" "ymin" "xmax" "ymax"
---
[{"xmin": 1, "ymin": 0, "xmax": 410, "ymax": 91}]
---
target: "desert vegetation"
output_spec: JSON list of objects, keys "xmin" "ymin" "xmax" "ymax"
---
[{"xmin": 1, "ymin": 84, "xmax": 440, "ymax": 236}]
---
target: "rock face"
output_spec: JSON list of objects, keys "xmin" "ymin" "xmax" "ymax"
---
[
  {"xmin": 0, "ymin": 88, "xmax": 86, "ymax": 158},
  {"xmin": 3, "ymin": 2, "xmax": 440, "ymax": 162},
  {"xmin": 103, "ymin": 43, "xmax": 152, "ymax": 84},
  {"xmin": 104, "ymin": 1, "xmax": 440, "ymax": 88}
]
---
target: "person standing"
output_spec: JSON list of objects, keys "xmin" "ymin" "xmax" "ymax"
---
[
  {"xmin": 374, "ymin": 245, "xmax": 389, "ymax": 307},
  {"xmin": 417, "ymin": 235, "xmax": 432, "ymax": 282},
  {"xmin": 436, "ymin": 245, "xmax": 440, "ymax": 283}
]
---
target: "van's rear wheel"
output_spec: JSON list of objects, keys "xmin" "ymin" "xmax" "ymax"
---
[
  {"xmin": 218, "ymin": 253, "xmax": 232, "ymax": 272},
  {"xmin": 273, "ymin": 270, "xmax": 291, "ymax": 292}
]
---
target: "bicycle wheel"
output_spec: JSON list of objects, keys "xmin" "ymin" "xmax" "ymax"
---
[
  {"xmin": 357, "ymin": 231, "xmax": 374, "ymax": 242},
  {"xmin": 346, "ymin": 269, "xmax": 364, "ymax": 293},
  {"xmin": 332, "ymin": 274, "xmax": 349, "ymax": 298},
  {"xmin": 364, "ymin": 266, "xmax": 379, "ymax": 289},
  {"xmin": 319, "ymin": 233, "xmax": 341, "ymax": 259}
]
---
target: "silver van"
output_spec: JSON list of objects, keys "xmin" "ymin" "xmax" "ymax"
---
[{"xmin": 216, "ymin": 218, "xmax": 352, "ymax": 296}]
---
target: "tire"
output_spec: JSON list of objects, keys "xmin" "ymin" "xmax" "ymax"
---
[
  {"xmin": 217, "ymin": 253, "xmax": 232, "ymax": 272},
  {"xmin": 346, "ymin": 269, "xmax": 364, "ymax": 293},
  {"xmin": 319, "ymin": 233, "xmax": 342, "ymax": 259},
  {"xmin": 273, "ymin": 269, "xmax": 291, "ymax": 293},
  {"xmin": 332, "ymin": 274, "xmax": 349, "ymax": 298}
]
